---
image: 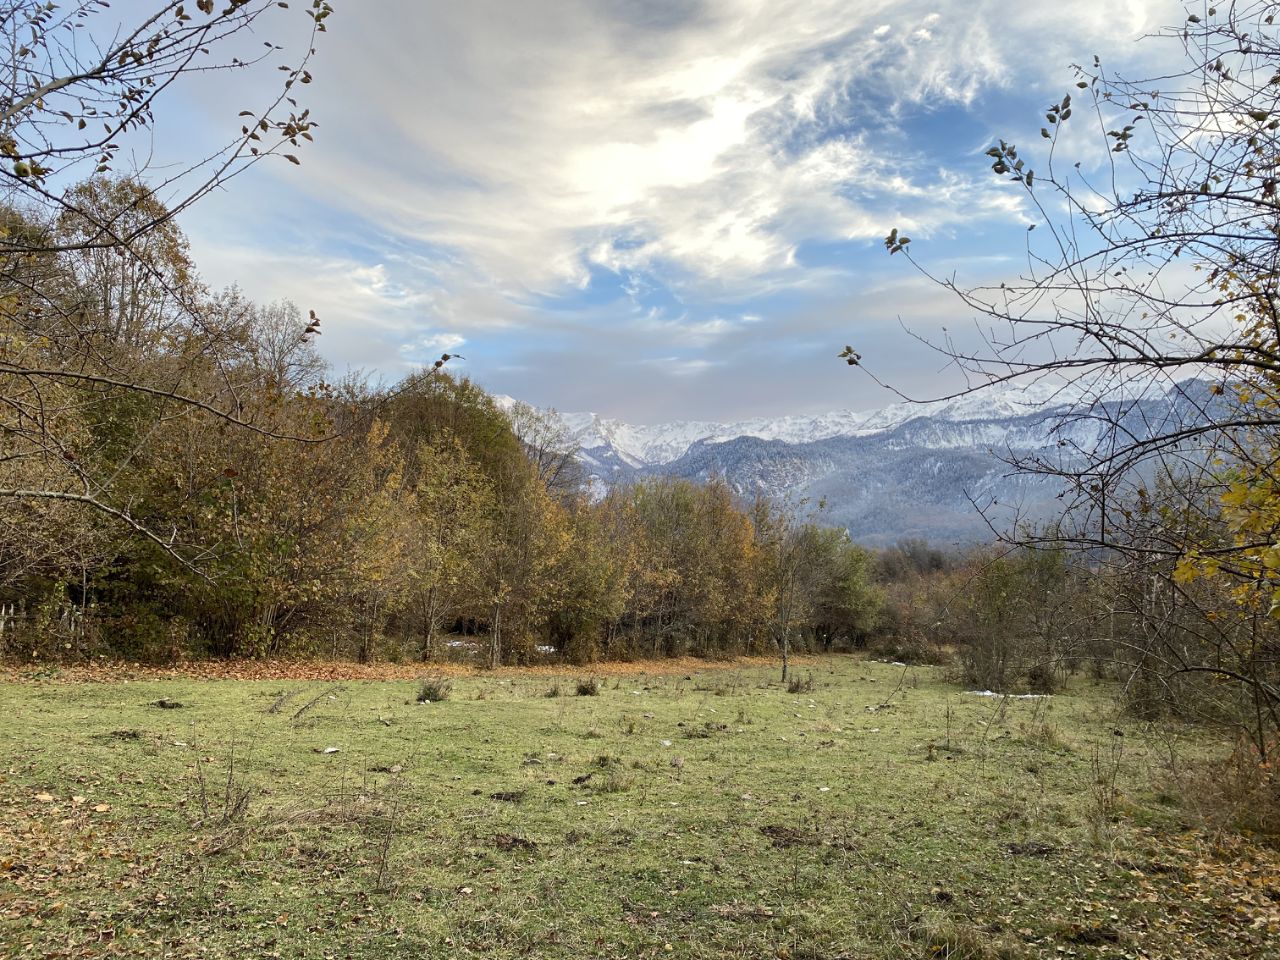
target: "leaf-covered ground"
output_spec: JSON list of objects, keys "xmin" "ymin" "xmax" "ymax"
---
[{"xmin": 0, "ymin": 657, "xmax": 1276, "ymax": 959}]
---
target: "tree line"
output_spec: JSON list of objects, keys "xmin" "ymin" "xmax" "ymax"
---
[{"xmin": 0, "ymin": 192, "xmax": 884, "ymax": 666}]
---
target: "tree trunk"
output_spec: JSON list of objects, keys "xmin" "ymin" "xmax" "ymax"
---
[
  {"xmin": 422, "ymin": 586, "xmax": 439, "ymax": 662},
  {"xmin": 490, "ymin": 604, "xmax": 502, "ymax": 669}
]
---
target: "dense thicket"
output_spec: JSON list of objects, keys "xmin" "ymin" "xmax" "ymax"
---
[{"xmin": 0, "ymin": 190, "xmax": 883, "ymax": 666}]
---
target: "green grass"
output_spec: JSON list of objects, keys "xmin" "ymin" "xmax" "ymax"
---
[{"xmin": 0, "ymin": 657, "xmax": 1273, "ymax": 959}]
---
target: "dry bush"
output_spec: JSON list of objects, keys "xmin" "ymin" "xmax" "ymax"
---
[
  {"xmin": 1174, "ymin": 737, "xmax": 1280, "ymax": 841},
  {"xmin": 416, "ymin": 677, "xmax": 452, "ymax": 703},
  {"xmin": 869, "ymin": 630, "xmax": 951, "ymax": 667},
  {"xmin": 786, "ymin": 673, "xmax": 815, "ymax": 694}
]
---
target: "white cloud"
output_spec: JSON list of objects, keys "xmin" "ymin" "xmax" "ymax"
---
[
  {"xmin": 201, "ymin": 0, "xmax": 1175, "ymax": 295},
  {"xmin": 398, "ymin": 330, "xmax": 468, "ymax": 370},
  {"xmin": 171, "ymin": 0, "xmax": 1187, "ymax": 413},
  {"xmin": 632, "ymin": 313, "xmax": 736, "ymax": 347}
]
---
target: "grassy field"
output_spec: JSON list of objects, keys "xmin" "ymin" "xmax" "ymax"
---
[{"xmin": 1, "ymin": 656, "xmax": 1276, "ymax": 959}]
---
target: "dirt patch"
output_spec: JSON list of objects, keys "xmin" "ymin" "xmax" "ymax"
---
[
  {"xmin": 760, "ymin": 824, "xmax": 823, "ymax": 849},
  {"xmin": 491, "ymin": 833, "xmax": 537, "ymax": 851},
  {"xmin": 1006, "ymin": 841, "xmax": 1059, "ymax": 857},
  {"xmin": 1064, "ymin": 924, "xmax": 1123, "ymax": 945}
]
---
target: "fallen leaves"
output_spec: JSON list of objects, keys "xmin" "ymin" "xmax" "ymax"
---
[
  {"xmin": 0, "ymin": 789, "xmax": 145, "ymax": 952},
  {"xmin": 1, "ymin": 653, "xmax": 806, "ymax": 685}
]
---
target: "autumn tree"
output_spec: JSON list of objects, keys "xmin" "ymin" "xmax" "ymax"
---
[
  {"xmin": 871, "ymin": 3, "xmax": 1280, "ymax": 744},
  {"xmin": 0, "ymin": 0, "xmax": 332, "ymax": 554},
  {"xmin": 545, "ymin": 494, "xmax": 637, "ymax": 664},
  {"xmin": 401, "ymin": 436, "xmax": 492, "ymax": 661}
]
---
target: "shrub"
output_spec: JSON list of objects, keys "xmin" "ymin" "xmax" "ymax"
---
[
  {"xmin": 957, "ymin": 635, "xmax": 1013, "ymax": 692},
  {"xmin": 786, "ymin": 673, "xmax": 815, "ymax": 694},
  {"xmin": 869, "ymin": 630, "xmax": 951, "ymax": 667},
  {"xmin": 1174, "ymin": 737, "xmax": 1280, "ymax": 839},
  {"xmin": 1025, "ymin": 661, "xmax": 1058, "ymax": 694},
  {"xmin": 416, "ymin": 677, "xmax": 452, "ymax": 703},
  {"xmin": 575, "ymin": 677, "xmax": 600, "ymax": 697}
]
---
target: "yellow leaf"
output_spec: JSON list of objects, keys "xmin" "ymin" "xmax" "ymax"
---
[{"xmin": 1172, "ymin": 558, "xmax": 1201, "ymax": 585}]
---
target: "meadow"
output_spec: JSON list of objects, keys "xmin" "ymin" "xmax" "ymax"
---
[{"xmin": 1, "ymin": 656, "xmax": 1276, "ymax": 959}]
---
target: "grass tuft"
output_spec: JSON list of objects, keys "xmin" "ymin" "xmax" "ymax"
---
[{"xmin": 416, "ymin": 677, "xmax": 452, "ymax": 702}]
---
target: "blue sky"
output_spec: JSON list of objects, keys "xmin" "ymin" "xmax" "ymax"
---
[{"xmin": 147, "ymin": 0, "xmax": 1184, "ymax": 421}]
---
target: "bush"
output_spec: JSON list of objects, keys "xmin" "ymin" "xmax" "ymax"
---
[
  {"xmin": 575, "ymin": 677, "xmax": 600, "ymax": 697},
  {"xmin": 1174, "ymin": 737, "xmax": 1280, "ymax": 839},
  {"xmin": 416, "ymin": 677, "xmax": 452, "ymax": 703},
  {"xmin": 786, "ymin": 673, "xmax": 815, "ymax": 694},
  {"xmin": 1025, "ymin": 661, "xmax": 1058, "ymax": 695},
  {"xmin": 870, "ymin": 630, "xmax": 950, "ymax": 666}
]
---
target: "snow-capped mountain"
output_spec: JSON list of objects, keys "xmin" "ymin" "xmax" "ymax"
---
[
  {"xmin": 501, "ymin": 380, "xmax": 1217, "ymax": 546},
  {"xmin": 532, "ymin": 379, "xmax": 1096, "ymax": 468}
]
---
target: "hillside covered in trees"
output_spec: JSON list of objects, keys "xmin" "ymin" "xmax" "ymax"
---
[{"xmin": 0, "ymin": 192, "xmax": 883, "ymax": 666}]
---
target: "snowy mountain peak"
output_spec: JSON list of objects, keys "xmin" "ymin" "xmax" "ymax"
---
[
  {"xmin": 497, "ymin": 378, "xmax": 1211, "ymax": 545},
  {"xmin": 550, "ymin": 379, "xmax": 1093, "ymax": 467}
]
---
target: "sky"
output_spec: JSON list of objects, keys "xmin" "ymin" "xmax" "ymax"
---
[{"xmin": 147, "ymin": 0, "xmax": 1185, "ymax": 422}]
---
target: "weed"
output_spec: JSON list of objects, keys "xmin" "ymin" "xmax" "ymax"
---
[
  {"xmin": 682, "ymin": 720, "xmax": 728, "ymax": 739},
  {"xmin": 1021, "ymin": 721, "xmax": 1068, "ymax": 752},
  {"xmin": 575, "ymin": 677, "xmax": 600, "ymax": 696},
  {"xmin": 416, "ymin": 677, "xmax": 452, "ymax": 703},
  {"xmin": 1086, "ymin": 735, "xmax": 1125, "ymax": 845},
  {"xmin": 363, "ymin": 771, "xmax": 409, "ymax": 893},
  {"xmin": 291, "ymin": 683, "xmax": 346, "ymax": 722},
  {"xmin": 185, "ymin": 740, "xmax": 256, "ymax": 852},
  {"xmin": 786, "ymin": 673, "xmax": 815, "ymax": 694},
  {"xmin": 907, "ymin": 910, "xmax": 1027, "ymax": 960},
  {"xmin": 1171, "ymin": 735, "xmax": 1280, "ymax": 837},
  {"xmin": 601, "ymin": 769, "xmax": 634, "ymax": 792},
  {"xmin": 265, "ymin": 689, "xmax": 301, "ymax": 715},
  {"xmin": 491, "ymin": 832, "xmax": 537, "ymax": 852}
]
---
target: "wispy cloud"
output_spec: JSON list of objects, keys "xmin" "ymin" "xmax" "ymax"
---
[{"xmin": 174, "ymin": 0, "xmax": 1183, "ymax": 417}]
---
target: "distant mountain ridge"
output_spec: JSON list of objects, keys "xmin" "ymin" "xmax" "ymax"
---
[{"xmin": 497, "ymin": 380, "xmax": 1216, "ymax": 546}]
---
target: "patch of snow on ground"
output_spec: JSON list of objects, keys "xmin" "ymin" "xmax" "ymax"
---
[{"xmin": 966, "ymin": 690, "xmax": 1050, "ymax": 699}]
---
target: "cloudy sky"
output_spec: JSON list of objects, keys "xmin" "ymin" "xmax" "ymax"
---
[{"xmin": 160, "ymin": 0, "xmax": 1181, "ymax": 422}]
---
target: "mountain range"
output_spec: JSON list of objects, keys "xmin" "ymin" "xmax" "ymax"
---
[{"xmin": 499, "ymin": 380, "xmax": 1217, "ymax": 546}]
